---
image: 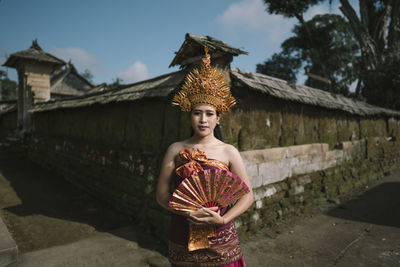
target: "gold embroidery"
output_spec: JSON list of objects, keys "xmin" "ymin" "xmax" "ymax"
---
[
  {"xmin": 170, "ymin": 148, "xmax": 244, "ymax": 265},
  {"xmin": 169, "ymin": 222, "xmax": 243, "ymax": 267}
]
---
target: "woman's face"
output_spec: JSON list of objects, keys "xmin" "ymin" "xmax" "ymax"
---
[{"xmin": 190, "ymin": 105, "xmax": 220, "ymax": 138}]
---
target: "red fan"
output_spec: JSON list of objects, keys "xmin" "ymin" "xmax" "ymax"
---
[{"xmin": 169, "ymin": 169, "xmax": 250, "ymax": 212}]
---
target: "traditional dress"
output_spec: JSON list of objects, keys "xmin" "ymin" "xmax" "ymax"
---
[{"xmin": 168, "ymin": 148, "xmax": 246, "ymax": 267}]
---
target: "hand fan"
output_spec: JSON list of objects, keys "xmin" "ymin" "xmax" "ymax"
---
[{"xmin": 169, "ymin": 168, "xmax": 250, "ymax": 212}]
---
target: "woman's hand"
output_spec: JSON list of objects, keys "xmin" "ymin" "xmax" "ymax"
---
[{"xmin": 187, "ymin": 207, "xmax": 225, "ymax": 226}]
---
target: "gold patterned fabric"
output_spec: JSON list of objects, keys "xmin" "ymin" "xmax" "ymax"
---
[
  {"xmin": 175, "ymin": 148, "xmax": 208, "ymax": 178},
  {"xmin": 169, "ymin": 222, "xmax": 243, "ymax": 267},
  {"xmin": 169, "ymin": 148, "xmax": 245, "ymax": 266}
]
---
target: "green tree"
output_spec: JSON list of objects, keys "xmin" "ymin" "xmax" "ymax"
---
[
  {"xmin": 258, "ymin": 14, "xmax": 359, "ymax": 96},
  {"xmin": 108, "ymin": 77, "xmax": 123, "ymax": 90},
  {"xmin": 80, "ymin": 68, "xmax": 94, "ymax": 83},
  {"xmin": 262, "ymin": 0, "xmax": 400, "ymax": 109},
  {"xmin": 0, "ymin": 70, "xmax": 17, "ymax": 101},
  {"xmin": 256, "ymin": 53, "xmax": 301, "ymax": 82}
]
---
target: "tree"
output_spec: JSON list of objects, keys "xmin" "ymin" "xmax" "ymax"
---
[
  {"xmin": 338, "ymin": 0, "xmax": 400, "ymax": 108},
  {"xmin": 108, "ymin": 77, "xmax": 123, "ymax": 90},
  {"xmin": 80, "ymin": 68, "xmax": 94, "ymax": 83},
  {"xmin": 262, "ymin": 0, "xmax": 400, "ymax": 109},
  {"xmin": 362, "ymin": 43, "xmax": 400, "ymax": 109},
  {"xmin": 257, "ymin": 14, "xmax": 359, "ymax": 96},
  {"xmin": 0, "ymin": 70, "xmax": 17, "ymax": 101},
  {"xmin": 256, "ymin": 53, "xmax": 301, "ymax": 82}
]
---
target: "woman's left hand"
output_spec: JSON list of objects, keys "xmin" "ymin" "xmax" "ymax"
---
[{"xmin": 188, "ymin": 207, "xmax": 225, "ymax": 226}]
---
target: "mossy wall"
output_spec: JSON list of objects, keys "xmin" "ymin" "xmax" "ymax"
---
[
  {"xmin": 0, "ymin": 111, "xmax": 17, "ymax": 138},
  {"xmin": 222, "ymin": 86, "xmax": 397, "ymax": 150},
  {"xmin": 28, "ymin": 98, "xmax": 189, "ymax": 247},
  {"xmin": 9, "ymin": 89, "xmax": 400, "ymax": 247},
  {"xmin": 235, "ymin": 137, "xmax": 400, "ymax": 239}
]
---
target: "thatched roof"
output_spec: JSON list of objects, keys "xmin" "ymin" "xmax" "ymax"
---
[
  {"xmin": 29, "ymin": 66, "xmax": 400, "ymax": 117},
  {"xmin": 170, "ymin": 33, "xmax": 248, "ymax": 68},
  {"xmin": 231, "ymin": 68, "xmax": 400, "ymax": 117},
  {"xmin": 0, "ymin": 101, "xmax": 17, "ymax": 115},
  {"xmin": 29, "ymin": 70, "xmax": 186, "ymax": 113},
  {"xmin": 50, "ymin": 63, "xmax": 94, "ymax": 97},
  {"xmin": 2, "ymin": 40, "xmax": 65, "ymax": 69}
]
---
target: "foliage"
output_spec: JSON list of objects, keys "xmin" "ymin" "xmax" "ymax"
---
[
  {"xmin": 256, "ymin": 53, "xmax": 301, "ymax": 82},
  {"xmin": 108, "ymin": 77, "xmax": 123, "ymax": 89},
  {"xmin": 260, "ymin": 0, "xmax": 400, "ymax": 109},
  {"xmin": 80, "ymin": 69, "xmax": 94, "ymax": 83},
  {"xmin": 264, "ymin": 0, "xmax": 324, "ymax": 19},
  {"xmin": 362, "ymin": 44, "xmax": 400, "ymax": 110},
  {"xmin": 0, "ymin": 70, "xmax": 17, "ymax": 100},
  {"xmin": 257, "ymin": 14, "xmax": 359, "ymax": 96}
]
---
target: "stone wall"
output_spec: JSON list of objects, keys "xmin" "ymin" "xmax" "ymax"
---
[
  {"xmin": 0, "ymin": 111, "xmax": 17, "ymax": 139},
  {"xmin": 3, "ymin": 91, "xmax": 400, "ymax": 246},
  {"xmin": 234, "ymin": 137, "xmax": 400, "ymax": 238},
  {"xmin": 28, "ymin": 98, "xmax": 190, "ymax": 244},
  {"xmin": 222, "ymin": 88, "xmax": 396, "ymax": 150}
]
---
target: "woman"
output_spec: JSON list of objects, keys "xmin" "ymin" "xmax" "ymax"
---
[{"xmin": 156, "ymin": 47, "xmax": 254, "ymax": 267}]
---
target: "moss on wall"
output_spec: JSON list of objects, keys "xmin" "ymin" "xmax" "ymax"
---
[
  {"xmin": 336, "ymin": 113, "xmax": 360, "ymax": 142},
  {"xmin": 236, "ymin": 138, "xmax": 400, "ymax": 240},
  {"xmin": 18, "ymin": 92, "xmax": 400, "ymax": 249},
  {"xmin": 0, "ymin": 111, "xmax": 17, "ymax": 138}
]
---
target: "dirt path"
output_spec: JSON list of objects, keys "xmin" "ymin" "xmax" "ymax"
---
[{"xmin": 242, "ymin": 168, "xmax": 400, "ymax": 266}]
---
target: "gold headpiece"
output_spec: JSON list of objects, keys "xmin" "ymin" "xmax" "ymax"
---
[{"xmin": 172, "ymin": 47, "xmax": 236, "ymax": 113}]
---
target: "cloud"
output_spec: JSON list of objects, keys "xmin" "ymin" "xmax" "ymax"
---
[
  {"xmin": 216, "ymin": 0, "xmax": 295, "ymax": 42},
  {"xmin": 117, "ymin": 61, "xmax": 149, "ymax": 84},
  {"xmin": 304, "ymin": 2, "xmax": 342, "ymax": 21},
  {"xmin": 49, "ymin": 47, "xmax": 103, "ymax": 76},
  {"xmin": 304, "ymin": 5, "xmax": 330, "ymax": 20}
]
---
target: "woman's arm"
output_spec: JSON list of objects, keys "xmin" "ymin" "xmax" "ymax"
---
[{"xmin": 156, "ymin": 143, "xmax": 178, "ymax": 210}]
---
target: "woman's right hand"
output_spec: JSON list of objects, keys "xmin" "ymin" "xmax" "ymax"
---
[{"xmin": 187, "ymin": 207, "xmax": 224, "ymax": 225}]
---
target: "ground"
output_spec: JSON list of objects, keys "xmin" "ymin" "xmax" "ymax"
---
[{"xmin": 0, "ymin": 145, "xmax": 399, "ymax": 266}]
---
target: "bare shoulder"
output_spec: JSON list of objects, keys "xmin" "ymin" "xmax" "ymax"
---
[
  {"xmin": 165, "ymin": 141, "xmax": 185, "ymax": 158},
  {"xmin": 218, "ymin": 143, "xmax": 241, "ymax": 164},
  {"xmin": 222, "ymin": 143, "xmax": 240, "ymax": 156}
]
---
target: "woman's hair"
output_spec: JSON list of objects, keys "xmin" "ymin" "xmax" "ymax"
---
[
  {"xmin": 189, "ymin": 111, "xmax": 223, "ymax": 141},
  {"xmin": 213, "ymin": 124, "xmax": 223, "ymax": 141}
]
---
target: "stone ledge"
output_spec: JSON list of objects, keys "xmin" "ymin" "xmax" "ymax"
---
[
  {"xmin": 242, "ymin": 140, "xmax": 375, "ymax": 189},
  {"xmin": 0, "ymin": 214, "xmax": 18, "ymax": 266},
  {"xmin": 241, "ymin": 143, "xmax": 329, "ymax": 163}
]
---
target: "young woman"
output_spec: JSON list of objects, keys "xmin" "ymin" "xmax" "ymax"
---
[{"xmin": 156, "ymin": 48, "xmax": 254, "ymax": 267}]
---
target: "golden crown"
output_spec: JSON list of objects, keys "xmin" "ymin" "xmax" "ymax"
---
[{"xmin": 172, "ymin": 47, "xmax": 236, "ymax": 113}]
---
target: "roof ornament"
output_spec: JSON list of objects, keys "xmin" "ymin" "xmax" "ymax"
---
[{"xmin": 30, "ymin": 39, "xmax": 43, "ymax": 51}]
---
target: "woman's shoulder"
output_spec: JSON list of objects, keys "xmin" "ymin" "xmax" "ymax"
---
[
  {"xmin": 166, "ymin": 141, "xmax": 185, "ymax": 154},
  {"xmin": 220, "ymin": 142, "xmax": 239, "ymax": 154},
  {"xmin": 166, "ymin": 139, "xmax": 193, "ymax": 156}
]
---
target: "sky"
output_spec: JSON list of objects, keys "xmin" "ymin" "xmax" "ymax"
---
[{"xmin": 0, "ymin": 0, "xmax": 352, "ymax": 86}]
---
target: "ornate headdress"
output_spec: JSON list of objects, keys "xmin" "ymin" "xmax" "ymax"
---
[{"xmin": 172, "ymin": 47, "xmax": 236, "ymax": 113}]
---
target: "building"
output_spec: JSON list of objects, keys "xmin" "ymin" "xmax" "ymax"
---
[{"xmin": 2, "ymin": 40, "xmax": 95, "ymax": 129}]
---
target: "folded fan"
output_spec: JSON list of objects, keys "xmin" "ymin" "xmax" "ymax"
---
[{"xmin": 169, "ymin": 169, "xmax": 250, "ymax": 212}]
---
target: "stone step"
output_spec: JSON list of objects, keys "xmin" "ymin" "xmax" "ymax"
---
[{"xmin": 0, "ymin": 215, "xmax": 18, "ymax": 267}]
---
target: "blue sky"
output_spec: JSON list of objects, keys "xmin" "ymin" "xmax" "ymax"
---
[{"xmin": 0, "ymin": 0, "xmax": 351, "ymax": 85}]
